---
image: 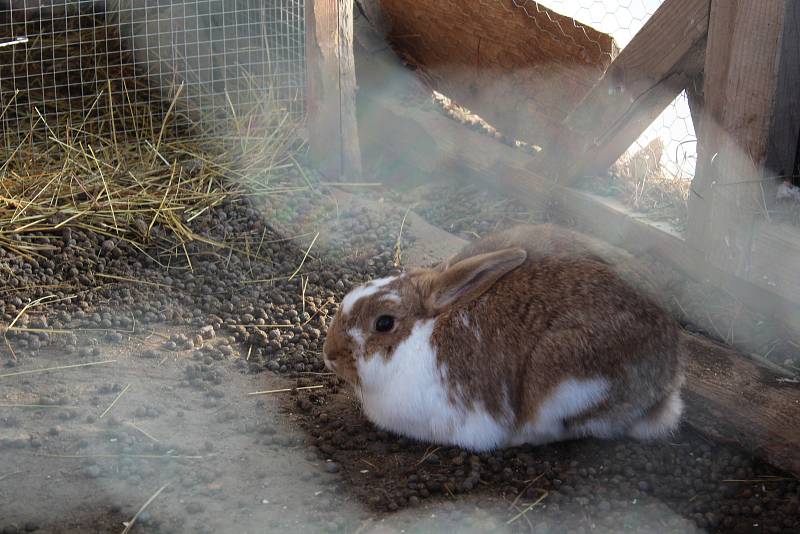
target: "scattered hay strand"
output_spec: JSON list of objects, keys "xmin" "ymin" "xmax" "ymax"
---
[
  {"xmin": 121, "ymin": 483, "xmax": 169, "ymax": 534},
  {"xmin": 288, "ymin": 232, "xmax": 320, "ymax": 281},
  {"xmin": 0, "ymin": 359, "xmax": 117, "ymax": 379},
  {"xmin": 247, "ymin": 385, "xmax": 324, "ymax": 396},
  {"xmin": 98, "ymin": 383, "xmax": 131, "ymax": 419},
  {"xmin": 415, "ymin": 446, "xmax": 441, "ymax": 467},
  {"xmin": 35, "ymin": 453, "xmax": 201, "ymax": 460},
  {"xmin": 506, "ymin": 473, "xmax": 545, "ymax": 512},
  {"xmin": 0, "ymin": 471, "xmax": 22, "ymax": 482},
  {"xmin": 0, "ymin": 404, "xmax": 70, "ymax": 408},
  {"xmin": 393, "ymin": 204, "xmax": 414, "ymax": 268},
  {"xmin": 506, "ymin": 490, "xmax": 549, "ymax": 525},
  {"xmin": 126, "ymin": 421, "xmax": 160, "ymax": 443}
]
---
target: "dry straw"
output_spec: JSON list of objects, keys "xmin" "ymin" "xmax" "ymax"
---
[{"xmin": 0, "ymin": 12, "xmax": 305, "ymax": 260}]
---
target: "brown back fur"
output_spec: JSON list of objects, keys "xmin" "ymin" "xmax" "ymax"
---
[{"xmin": 421, "ymin": 224, "xmax": 681, "ymax": 428}]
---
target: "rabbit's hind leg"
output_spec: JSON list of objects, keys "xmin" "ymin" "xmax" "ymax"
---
[{"xmin": 627, "ymin": 389, "xmax": 684, "ymax": 441}]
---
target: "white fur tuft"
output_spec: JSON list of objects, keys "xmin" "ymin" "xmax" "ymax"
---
[
  {"xmin": 347, "ymin": 327, "xmax": 366, "ymax": 353},
  {"xmin": 627, "ymin": 390, "xmax": 683, "ymax": 440},
  {"xmin": 381, "ymin": 291, "xmax": 402, "ymax": 304},
  {"xmin": 340, "ymin": 276, "xmax": 397, "ymax": 314}
]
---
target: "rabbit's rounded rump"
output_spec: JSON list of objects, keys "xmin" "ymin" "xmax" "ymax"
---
[{"xmin": 322, "ymin": 224, "xmax": 684, "ymax": 451}]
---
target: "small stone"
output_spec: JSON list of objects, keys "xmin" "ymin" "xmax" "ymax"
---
[
  {"xmin": 187, "ymin": 502, "xmax": 205, "ymax": 514},
  {"xmin": 85, "ymin": 465, "xmax": 101, "ymax": 478},
  {"xmin": 200, "ymin": 326, "xmax": 215, "ymax": 340},
  {"xmin": 324, "ymin": 462, "xmax": 341, "ymax": 474}
]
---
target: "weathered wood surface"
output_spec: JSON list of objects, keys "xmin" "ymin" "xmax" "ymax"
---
[
  {"xmin": 374, "ymin": 0, "xmax": 616, "ymax": 148},
  {"xmin": 765, "ymin": 0, "xmax": 800, "ymax": 182},
  {"xmin": 306, "ymin": 0, "xmax": 362, "ymax": 179},
  {"xmin": 748, "ymin": 221, "xmax": 800, "ymax": 308},
  {"xmin": 687, "ymin": 1, "xmax": 787, "ymax": 272},
  {"xmin": 355, "ymin": 0, "xmax": 390, "ymax": 37},
  {"xmin": 682, "ymin": 332, "xmax": 800, "ymax": 477},
  {"xmin": 337, "ymin": 0, "xmax": 362, "ymax": 178},
  {"xmin": 535, "ymin": 0, "xmax": 710, "ymax": 183}
]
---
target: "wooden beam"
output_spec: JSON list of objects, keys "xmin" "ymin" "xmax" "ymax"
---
[
  {"xmin": 682, "ymin": 332, "xmax": 800, "ymax": 478},
  {"xmin": 534, "ymin": 0, "xmax": 710, "ymax": 184},
  {"xmin": 685, "ymin": 72, "xmax": 705, "ymax": 141},
  {"xmin": 337, "ymin": 0, "xmax": 362, "ymax": 178},
  {"xmin": 687, "ymin": 1, "xmax": 787, "ymax": 272},
  {"xmin": 765, "ymin": 0, "xmax": 800, "ymax": 182},
  {"xmin": 354, "ymin": 0, "xmax": 390, "ymax": 37},
  {"xmin": 371, "ymin": 0, "xmax": 616, "ymax": 150},
  {"xmin": 306, "ymin": 0, "xmax": 362, "ymax": 179}
]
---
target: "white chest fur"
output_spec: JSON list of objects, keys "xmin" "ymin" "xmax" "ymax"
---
[{"xmin": 356, "ymin": 319, "xmax": 510, "ymax": 451}]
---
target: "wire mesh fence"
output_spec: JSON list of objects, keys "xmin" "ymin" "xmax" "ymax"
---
[{"xmin": 0, "ymin": 0, "xmax": 306, "ymax": 145}]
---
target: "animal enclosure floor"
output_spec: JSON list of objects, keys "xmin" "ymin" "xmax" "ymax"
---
[{"xmin": 2, "ymin": 188, "xmax": 799, "ymax": 534}]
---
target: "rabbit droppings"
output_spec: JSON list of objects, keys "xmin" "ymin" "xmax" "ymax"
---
[{"xmin": 322, "ymin": 224, "xmax": 684, "ymax": 452}]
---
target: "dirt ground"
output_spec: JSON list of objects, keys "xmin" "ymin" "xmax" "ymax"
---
[{"xmin": 2, "ymin": 186, "xmax": 800, "ymax": 533}]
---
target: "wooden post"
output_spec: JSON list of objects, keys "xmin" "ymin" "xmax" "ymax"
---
[
  {"xmin": 687, "ymin": 1, "xmax": 788, "ymax": 274},
  {"xmin": 765, "ymin": 0, "xmax": 800, "ymax": 183},
  {"xmin": 306, "ymin": 0, "xmax": 362, "ymax": 179},
  {"xmin": 355, "ymin": 0, "xmax": 390, "ymax": 37}
]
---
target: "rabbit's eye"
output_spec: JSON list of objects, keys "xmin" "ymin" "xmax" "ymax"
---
[{"xmin": 374, "ymin": 315, "xmax": 395, "ymax": 332}]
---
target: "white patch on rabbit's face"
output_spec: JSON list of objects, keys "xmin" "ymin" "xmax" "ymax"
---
[
  {"xmin": 340, "ymin": 276, "xmax": 398, "ymax": 314},
  {"xmin": 345, "ymin": 327, "xmax": 367, "ymax": 363},
  {"xmin": 355, "ymin": 319, "xmax": 510, "ymax": 451},
  {"xmin": 510, "ymin": 377, "xmax": 610, "ymax": 445},
  {"xmin": 381, "ymin": 291, "xmax": 401, "ymax": 304}
]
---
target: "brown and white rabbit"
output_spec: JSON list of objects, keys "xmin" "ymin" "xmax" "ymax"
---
[{"xmin": 322, "ymin": 224, "xmax": 684, "ymax": 451}]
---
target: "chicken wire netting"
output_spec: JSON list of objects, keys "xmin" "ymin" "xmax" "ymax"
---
[
  {"xmin": 478, "ymin": 0, "xmax": 697, "ymax": 194},
  {"xmin": 0, "ymin": 0, "xmax": 306, "ymax": 143}
]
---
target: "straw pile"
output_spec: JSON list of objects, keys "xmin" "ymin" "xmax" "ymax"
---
[
  {"xmin": 580, "ymin": 138, "xmax": 690, "ymax": 230},
  {"xmin": 0, "ymin": 10, "xmax": 304, "ymax": 259}
]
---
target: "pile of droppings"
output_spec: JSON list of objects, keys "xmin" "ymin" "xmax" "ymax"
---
[
  {"xmin": 1, "ymin": 181, "xmax": 406, "ymax": 376},
  {"xmin": 2, "ymin": 177, "xmax": 799, "ymax": 533}
]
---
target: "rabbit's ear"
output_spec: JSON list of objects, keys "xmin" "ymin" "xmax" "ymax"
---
[{"xmin": 426, "ymin": 248, "xmax": 526, "ymax": 313}]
